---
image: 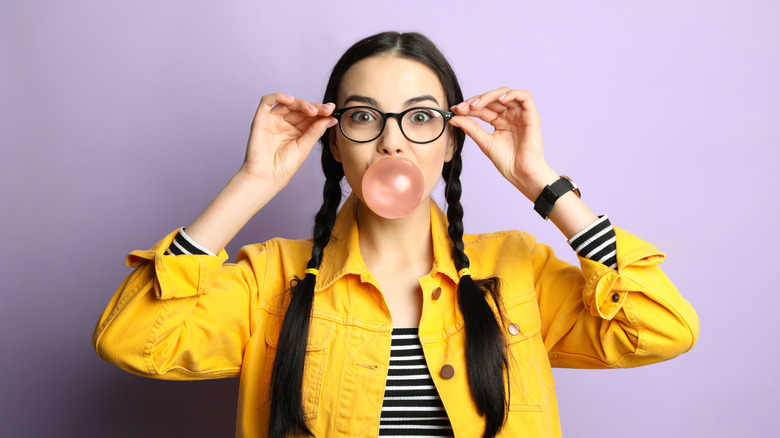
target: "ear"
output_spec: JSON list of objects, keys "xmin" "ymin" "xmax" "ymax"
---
[
  {"xmin": 444, "ymin": 129, "xmax": 456, "ymax": 163},
  {"xmin": 329, "ymin": 128, "xmax": 342, "ymax": 163}
]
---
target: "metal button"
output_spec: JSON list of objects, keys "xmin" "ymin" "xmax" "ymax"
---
[
  {"xmin": 611, "ymin": 293, "xmax": 620, "ymax": 303},
  {"xmin": 508, "ymin": 323, "xmax": 521, "ymax": 336},
  {"xmin": 440, "ymin": 364, "xmax": 455, "ymax": 379},
  {"xmin": 431, "ymin": 287, "xmax": 442, "ymax": 300}
]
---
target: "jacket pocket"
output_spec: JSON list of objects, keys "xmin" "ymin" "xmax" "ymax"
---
[
  {"xmin": 257, "ymin": 313, "xmax": 336, "ymax": 420},
  {"xmin": 503, "ymin": 294, "xmax": 555, "ymax": 411}
]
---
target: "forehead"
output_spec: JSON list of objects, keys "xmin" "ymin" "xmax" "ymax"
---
[{"xmin": 337, "ymin": 56, "xmax": 447, "ymax": 108}]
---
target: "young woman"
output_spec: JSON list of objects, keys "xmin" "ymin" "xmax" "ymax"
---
[{"xmin": 93, "ymin": 32, "xmax": 699, "ymax": 437}]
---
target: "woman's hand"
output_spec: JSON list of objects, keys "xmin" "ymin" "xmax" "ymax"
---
[
  {"xmin": 240, "ymin": 93, "xmax": 337, "ymax": 192},
  {"xmin": 450, "ymin": 88, "xmax": 558, "ymax": 201},
  {"xmin": 182, "ymin": 94, "xmax": 336, "ymax": 254}
]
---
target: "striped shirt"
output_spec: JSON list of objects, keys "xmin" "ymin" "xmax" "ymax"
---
[{"xmin": 380, "ymin": 327, "xmax": 453, "ymax": 437}]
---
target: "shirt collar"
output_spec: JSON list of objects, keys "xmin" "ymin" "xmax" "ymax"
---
[{"xmin": 315, "ymin": 194, "xmax": 459, "ymax": 292}]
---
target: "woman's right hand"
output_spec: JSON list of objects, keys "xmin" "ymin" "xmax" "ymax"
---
[
  {"xmin": 182, "ymin": 94, "xmax": 336, "ymax": 254},
  {"xmin": 239, "ymin": 93, "xmax": 337, "ymax": 192}
]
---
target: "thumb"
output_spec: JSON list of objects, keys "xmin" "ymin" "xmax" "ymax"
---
[{"xmin": 450, "ymin": 116, "xmax": 493, "ymax": 155}]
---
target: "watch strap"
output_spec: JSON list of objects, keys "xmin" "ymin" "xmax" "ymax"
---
[{"xmin": 534, "ymin": 176, "xmax": 579, "ymax": 219}]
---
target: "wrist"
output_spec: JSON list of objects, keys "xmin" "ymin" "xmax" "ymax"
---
[
  {"xmin": 533, "ymin": 175, "xmax": 581, "ymax": 220},
  {"xmin": 233, "ymin": 167, "xmax": 282, "ymax": 196},
  {"xmin": 514, "ymin": 168, "xmax": 559, "ymax": 202}
]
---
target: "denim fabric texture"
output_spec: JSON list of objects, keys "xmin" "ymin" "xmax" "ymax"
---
[{"xmin": 93, "ymin": 195, "xmax": 699, "ymax": 437}]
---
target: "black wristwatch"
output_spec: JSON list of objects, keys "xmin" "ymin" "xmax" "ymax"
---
[{"xmin": 533, "ymin": 176, "xmax": 581, "ymax": 220}]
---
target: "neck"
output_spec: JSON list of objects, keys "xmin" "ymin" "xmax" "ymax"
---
[{"xmin": 356, "ymin": 197, "xmax": 434, "ymax": 270}]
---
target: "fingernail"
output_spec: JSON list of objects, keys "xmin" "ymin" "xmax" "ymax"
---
[
  {"xmin": 325, "ymin": 102, "xmax": 336, "ymax": 108},
  {"xmin": 470, "ymin": 98, "xmax": 480, "ymax": 107},
  {"xmin": 326, "ymin": 118, "xmax": 338, "ymax": 128},
  {"xmin": 498, "ymin": 93, "xmax": 507, "ymax": 100},
  {"xmin": 456, "ymin": 102, "xmax": 467, "ymax": 110},
  {"xmin": 449, "ymin": 120, "xmax": 460, "ymax": 127},
  {"xmin": 308, "ymin": 104, "xmax": 317, "ymax": 112},
  {"xmin": 283, "ymin": 94, "xmax": 294, "ymax": 100}
]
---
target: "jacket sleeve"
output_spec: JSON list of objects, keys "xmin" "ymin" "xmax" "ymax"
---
[
  {"xmin": 531, "ymin": 226, "xmax": 699, "ymax": 368},
  {"xmin": 92, "ymin": 229, "xmax": 269, "ymax": 380}
]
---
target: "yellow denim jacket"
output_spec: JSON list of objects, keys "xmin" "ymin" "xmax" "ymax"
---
[{"xmin": 93, "ymin": 195, "xmax": 699, "ymax": 437}]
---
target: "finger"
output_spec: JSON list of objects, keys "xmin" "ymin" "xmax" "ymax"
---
[
  {"xmin": 297, "ymin": 117, "xmax": 338, "ymax": 153},
  {"xmin": 456, "ymin": 100, "xmax": 510, "ymax": 116},
  {"xmin": 257, "ymin": 92, "xmax": 295, "ymax": 116},
  {"xmin": 270, "ymin": 97, "xmax": 320, "ymax": 118},
  {"xmin": 449, "ymin": 116, "xmax": 494, "ymax": 152},
  {"xmin": 455, "ymin": 107, "xmax": 502, "ymax": 125},
  {"xmin": 313, "ymin": 102, "xmax": 336, "ymax": 117},
  {"xmin": 499, "ymin": 89, "xmax": 538, "ymax": 113},
  {"xmin": 470, "ymin": 87, "xmax": 511, "ymax": 109},
  {"xmin": 451, "ymin": 97, "xmax": 486, "ymax": 115},
  {"xmin": 283, "ymin": 102, "xmax": 336, "ymax": 126},
  {"xmin": 485, "ymin": 101, "xmax": 510, "ymax": 113},
  {"xmin": 450, "ymin": 95, "xmax": 482, "ymax": 113},
  {"xmin": 450, "ymin": 101, "xmax": 470, "ymax": 115},
  {"xmin": 451, "ymin": 87, "xmax": 511, "ymax": 114},
  {"xmin": 282, "ymin": 111, "xmax": 312, "ymax": 126}
]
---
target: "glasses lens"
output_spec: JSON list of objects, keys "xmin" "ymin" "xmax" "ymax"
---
[
  {"xmin": 401, "ymin": 108, "xmax": 445, "ymax": 143},
  {"xmin": 340, "ymin": 107, "xmax": 383, "ymax": 142}
]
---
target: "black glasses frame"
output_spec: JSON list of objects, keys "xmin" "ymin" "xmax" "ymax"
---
[{"xmin": 331, "ymin": 106, "xmax": 454, "ymax": 144}]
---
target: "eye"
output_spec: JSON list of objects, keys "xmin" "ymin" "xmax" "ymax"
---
[
  {"xmin": 348, "ymin": 110, "xmax": 378, "ymax": 123},
  {"xmin": 407, "ymin": 109, "xmax": 437, "ymax": 124}
]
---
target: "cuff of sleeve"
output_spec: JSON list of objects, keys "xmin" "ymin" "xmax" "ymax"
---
[
  {"xmin": 580, "ymin": 226, "xmax": 666, "ymax": 319},
  {"xmin": 125, "ymin": 229, "xmax": 229, "ymax": 300},
  {"xmin": 176, "ymin": 227, "xmax": 216, "ymax": 255},
  {"xmin": 568, "ymin": 215, "xmax": 617, "ymax": 269}
]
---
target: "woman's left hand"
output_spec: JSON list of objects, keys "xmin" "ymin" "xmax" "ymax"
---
[{"xmin": 450, "ymin": 88, "xmax": 558, "ymax": 201}]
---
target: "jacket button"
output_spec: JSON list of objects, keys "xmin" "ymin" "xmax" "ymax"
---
[
  {"xmin": 431, "ymin": 287, "xmax": 442, "ymax": 300},
  {"xmin": 507, "ymin": 323, "xmax": 521, "ymax": 336},
  {"xmin": 440, "ymin": 364, "xmax": 455, "ymax": 379},
  {"xmin": 612, "ymin": 293, "xmax": 620, "ymax": 303}
]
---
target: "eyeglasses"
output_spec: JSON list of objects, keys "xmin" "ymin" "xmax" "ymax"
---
[{"xmin": 332, "ymin": 106, "xmax": 454, "ymax": 144}]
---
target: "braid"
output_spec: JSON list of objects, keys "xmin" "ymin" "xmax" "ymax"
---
[
  {"xmin": 268, "ymin": 150, "xmax": 344, "ymax": 438},
  {"xmin": 443, "ymin": 153, "xmax": 508, "ymax": 438},
  {"xmin": 444, "ymin": 154, "xmax": 469, "ymax": 270}
]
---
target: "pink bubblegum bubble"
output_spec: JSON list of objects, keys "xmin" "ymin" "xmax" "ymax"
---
[{"xmin": 361, "ymin": 157, "xmax": 425, "ymax": 219}]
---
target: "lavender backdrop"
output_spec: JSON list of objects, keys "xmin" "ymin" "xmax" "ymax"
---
[{"xmin": 2, "ymin": 1, "xmax": 777, "ymax": 436}]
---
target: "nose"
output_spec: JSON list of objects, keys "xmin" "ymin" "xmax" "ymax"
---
[{"xmin": 377, "ymin": 115, "xmax": 406, "ymax": 155}]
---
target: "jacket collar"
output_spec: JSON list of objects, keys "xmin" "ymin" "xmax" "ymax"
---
[{"xmin": 315, "ymin": 194, "xmax": 459, "ymax": 292}]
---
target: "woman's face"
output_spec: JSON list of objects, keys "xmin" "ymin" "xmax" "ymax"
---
[{"xmin": 330, "ymin": 55, "xmax": 455, "ymax": 208}]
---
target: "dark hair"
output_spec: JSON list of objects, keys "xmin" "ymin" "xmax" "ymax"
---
[{"xmin": 269, "ymin": 31, "xmax": 508, "ymax": 438}]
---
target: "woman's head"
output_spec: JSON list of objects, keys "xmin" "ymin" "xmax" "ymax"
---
[{"xmin": 319, "ymin": 32, "xmax": 466, "ymax": 198}]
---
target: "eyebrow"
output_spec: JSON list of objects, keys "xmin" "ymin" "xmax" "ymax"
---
[
  {"xmin": 343, "ymin": 95, "xmax": 379, "ymax": 107},
  {"xmin": 343, "ymin": 94, "xmax": 441, "ymax": 108},
  {"xmin": 404, "ymin": 95, "xmax": 440, "ymax": 107}
]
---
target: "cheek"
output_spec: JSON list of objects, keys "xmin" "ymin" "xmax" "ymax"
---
[
  {"xmin": 339, "ymin": 153, "xmax": 371, "ymax": 198},
  {"xmin": 418, "ymin": 148, "xmax": 449, "ymax": 195},
  {"xmin": 422, "ymin": 163, "xmax": 444, "ymax": 195}
]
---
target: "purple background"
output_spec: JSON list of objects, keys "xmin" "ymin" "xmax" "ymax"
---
[{"xmin": 2, "ymin": 1, "xmax": 778, "ymax": 436}]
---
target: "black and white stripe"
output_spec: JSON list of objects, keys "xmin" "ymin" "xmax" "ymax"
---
[
  {"xmin": 165, "ymin": 228, "xmax": 215, "ymax": 256},
  {"xmin": 380, "ymin": 328, "xmax": 453, "ymax": 437},
  {"xmin": 568, "ymin": 215, "xmax": 618, "ymax": 269}
]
